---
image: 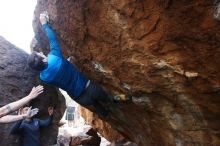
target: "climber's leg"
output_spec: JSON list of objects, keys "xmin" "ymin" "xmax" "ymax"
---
[
  {"xmin": 86, "ymin": 82, "xmax": 114, "ymax": 103},
  {"xmin": 74, "ymin": 89, "xmax": 94, "ymax": 106},
  {"xmin": 74, "ymin": 81, "xmax": 112, "ymax": 105},
  {"xmin": 93, "ymin": 102, "xmax": 109, "ymax": 117},
  {"xmin": 74, "ymin": 82, "xmax": 112, "ymax": 117},
  {"xmin": 85, "ymin": 81, "xmax": 132, "ymax": 103}
]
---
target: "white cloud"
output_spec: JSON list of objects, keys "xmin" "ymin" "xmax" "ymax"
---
[{"xmin": 0, "ymin": 0, "xmax": 37, "ymax": 53}]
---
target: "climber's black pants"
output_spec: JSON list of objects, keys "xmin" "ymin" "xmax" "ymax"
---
[{"xmin": 74, "ymin": 81, "xmax": 113, "ymax": 117}]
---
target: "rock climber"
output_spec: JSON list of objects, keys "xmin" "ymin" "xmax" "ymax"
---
[{"xmin": 28, "ymin": 12, "xmax": 129, "ymax": 117}]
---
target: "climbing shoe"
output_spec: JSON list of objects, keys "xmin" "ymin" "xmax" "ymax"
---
[{"xmin": 113, "ymin": 94, "xmax": 132, "ymax": 102}]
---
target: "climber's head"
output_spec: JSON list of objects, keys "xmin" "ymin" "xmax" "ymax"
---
[{"xmin": 28, "ymin": 51, "xmax": 47, "ymax": 71}]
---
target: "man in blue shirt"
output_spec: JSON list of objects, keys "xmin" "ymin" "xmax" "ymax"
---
[
  {"xmin": 10, "ymin": 106, "xmax": 53, "ymax": 146},
  {"xmin": 28, "ymin": 12, "xmax": 129, "ymax": 117}
]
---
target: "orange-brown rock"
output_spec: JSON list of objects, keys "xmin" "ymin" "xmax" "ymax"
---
[
  {"xmin": 33, "ymin": 0, "xmax": 220, "ymax": 145},
  {"xmin": 80, "ymin": 106, "xmax": 124, "ymax": 142},
  {"xmin": 69, "ymin": 128, "xmax": 101, "ymax": 146}
]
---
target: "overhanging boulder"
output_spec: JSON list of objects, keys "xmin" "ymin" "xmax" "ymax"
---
[{"xmin": 33, "ymin": 1, "xmax": 220, "ymax": 145}]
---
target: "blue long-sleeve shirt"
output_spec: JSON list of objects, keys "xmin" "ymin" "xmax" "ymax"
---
[
  {"xmin": 40, "ymin": 23, "xmax": 88, "ymax": 98},
  {"xmin": 10, "ymin": 116, "xmax": 53, "ymax": 146}
]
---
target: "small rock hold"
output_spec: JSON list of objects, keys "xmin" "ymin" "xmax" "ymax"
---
[{"xmin": 184, "ymin": 71, "xmax": 198, "ymax": 78}]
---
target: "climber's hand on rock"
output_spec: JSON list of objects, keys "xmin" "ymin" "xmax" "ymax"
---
[
  {"xmin": 40, "ymin": 14, "xmax": 47, "ymax": 25},
  {"xmin": 40, "ymin": 11, "xmax": 49, "ymax": 25}
]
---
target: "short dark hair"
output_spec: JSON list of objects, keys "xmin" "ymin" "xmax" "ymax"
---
[{"xmin": 28, "ymin": 51, "xmax": 45, "ymax": 71}]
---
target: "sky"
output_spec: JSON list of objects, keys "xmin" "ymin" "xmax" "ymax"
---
[{"xmin": 0, "ymin": 0, "xmax": 37, "ymax": 53}]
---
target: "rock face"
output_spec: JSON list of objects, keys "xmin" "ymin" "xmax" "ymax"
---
[
  {"xmin": 79, "ymin": 106, "xmax": 124, "ymax": 142},
  {"xmin": 69, "ymin": 128, "xmax": 101, "ymax": 146},
  {"xmin": 33, "ymin": 0, "xmax": 220, "ymax": 145},
  {"xmin": 0, "ymin": 36, "xmax": 65, "ymax": 146}
]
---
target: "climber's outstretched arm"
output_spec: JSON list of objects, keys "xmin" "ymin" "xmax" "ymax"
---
[{"xmin": 40, "ymin": 13, "xmax": 62, "ymax": 57}]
